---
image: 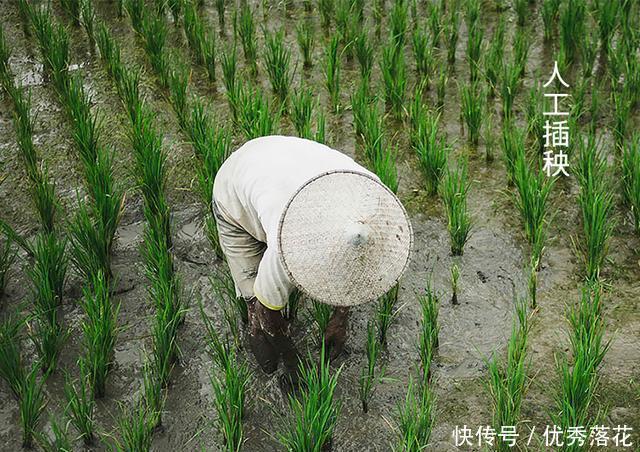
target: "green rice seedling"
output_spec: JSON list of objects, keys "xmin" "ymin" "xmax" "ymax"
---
[
  {"xmin": 414, "ymin": 110, "xmax": 449, "ymax": 195},
  {"xmin": 354, "ymin": 30, "xmax": 373, "ymax": 83},
  {"xmin": 200, "ymin": 303, "xmax": 251, "ymax": 451},
  {"xmin": 141, "ymin": 14, "xmax": 169, "ymax": 85},
  {"xmin": 296, "ymin": 19, "xmax": 314, "ymax": 69},
  {"xmin": 483, "ymin": 111, "xmax": 497, "ymax": 162},
  {"xmin": 408, "ymin": 83, "xmax": 426, "ymax": 145},
  {"xmin": 612, "ymin": 88, "xmax": 632, "ymax": 151},
  {"xmin": 30, "ymin": 232, "xmax": 68, "ymax": 308},
  {"xmin": 559, "ymin": 0, "xmax": 586, "ymax": 65},
  {"xmin": 61, "ymin": 0, "xmax": 82, "ymax": 26},
  {"xmin": 63, "ymin": 362, "xmax": 95, "ymax": 445},
  {"xmin": 140, "ymin": 357, "xmax": 164, "ymax": 429},
  {"xmin": 36, "ymin": 416, "xmax": 72, "ymax": 452},
  {"xmin": 96, "ymin": 22, "xmax": 122, "ymax": 79},
  {"xmin": 291, "ymin": 87, "xmax": 314, "ymax": 139},
  {"xmin": 553, "ymin": 284, "xmax": 608, "ymax": 441},
  {"xmin": 0, "ymin": 237, "xmax": 16, "ymax": 299},
  {"xmin": 79, "ymin": 271, "xmax": 120, "ymax": 397},
  {"xmin": 373, "ymin": 0, "xmax": 384, "ymax": 37},
  {"xmin": 318, "ymin": 0, "xmax": 334, "ymax": 29},
  {"xmin": 351, "ymin": 79, "xmax": 373, "ymax": 140},
  {"xmin": 460, "ymin": 81, "xmax": 485, "ymax": 147},
  {"xmin": 125, "ymin": 0, "xmax": 144, "ymax": 33},
  {"xmin": 441, "ymin": 160, "xmax": 472, "ymax": 256},
  {"xmin": 80, "ymin": 0, "xmax": 96, "ymax": 47},
  {"xmin": 394, "ymin": 377, "xmax": 435, "ymax": 451},
  {"xmin": 381, "ymin": 40, "xmax": 406, "ymax": 120},
  {"xmin": 315, "ymin": 108, "xmax": 326, "ymax": 144},
  {"xmin": 580, "ymin": 29, "xmax": 598, "ymax": 81},
  {"xmin": 450, "ymin": 262, "xmax": 459, "ymax": 304},
  {"xmin": 0, "ymin": 25, "xmax": 11, "ymax": 88},
  {"xmin": 622, "ymin": 134, "xmax": 640, "ymax": 233},
  {"xmin": 144, "ymin": 234, "xmax": 184, "ymax": 388},
  {"xmin": 513, "ymin": 26, "xmax": 530, "ymax": 77},
  {"xmin": 278, "ymin": 345, "xmax": 341, "ymax": 452},
  {"xmin": 183, "ymin": 1, "xmax": 207, "ymax": 65},
  {"xmin": 211, "ymin": 263, "xmax": 247, "ymax": 326},
  {"xmin": 335, "ymin": 0, "xmax": 355, "ymax": 61},
  {"xmin": 525, "ymin": 86, "xmax": 544, "ymax": 155},
  {"xmin": 528, "ymin": 256, "xmax": 538, "ymax": 307},
  {"xmin": 446, "ymin": 8, "xmax": 460, "ymax": 65},
  {"xmin": 595, "ymin": 0, "xmax": 619, "ymax": 54},
  {"xmin": 30, "ymin": 309, "xmax": 69, "ymax": 376},
  {"xmin": 374, "ymin": 146, "xmax": 400, "ymax": 194},
  {"xmin": 512, "ymin": 152, "xmax": 555, "ymax": 264},
  {"xmin": 575, "ymin": 136, "xmax": 615, "ymax": 281},
  {"xmin": 209, "ymin": 350, "xmax": 251, "ymax": 451},
  {"xmin": 428, "ymin": 2, "xmax": 442, "ymax": 47},
  {"xmin": 571, "ymin": 77, "xmax": 588, "ymax": 122},
  {"xmin": 486, "ymin": 296, "xmax": 529, "ymax": 452},
  {"xmin": 376, "ymin": 284, "xmax": 399, "ymax": 345},
  {"xmin": 412, "ymin": 24, "xmax": 433, "ymax": 86},
  {"xmin": 500, "ymin": 61, "xmax": 521, "ymax": 119},
  {"xmin": 513, "ymin": 0, "xmax": 528, "ymax": 26},
  {"xmin": 168, "ymin": 66, "xmax": 189, "ymax": 130},
  {"xmin": 484, "ymin": 15, "xmax": 504, "ymax": 96},
  {"xmin": 238, "ymin": 3, "xmax": 258, "ymax": 76},
  {"xmin": 389, "ymin": 0, "xmax": 408, "ymax": 48},
  {"xmin": 221, "ymin": 45, "xmax": 238, "ymax": 116},
  {"xmin": 75, "ymin": 152, "xmax": 123, "ymax": 281},
  {"xmin": 115, "ymin": 401, "xmax": 154, "ymax": 451},
  {"xmin": 0, "ymin": 313, "xmax": 26, "ymax": 398},
  {"xmin": 236, "ymin": 83, "xmax": 281, "ymax": 140},
  {"xmin": 0, "ymin": 219, "xmax": 33, "ymax": 257},
  {"xmin": 31, "ymin": 9, "xmax": 70, "ymax": 92},
  {"xmin": 311, "ymin": 300, "xmax": 333, "ymax": 340},
  {"xmin": 18, "ymin": 363, "xmax": 47, "ymax": 448},
  {"xmin": 436, "ymin": 65, "xmax": 448, "ymax": 110},
  {"xmin": 418, "ymin": 280, "xmax": 440, "ymax": 383},
  {"xmin": 263, "ymin": 28, "xmax": 292, "ymax": 106},
  {"xmin": 359, "ymin": 321, "xmax": 383, "ymax": 413},
  {"xmin": 465, "ymin": 20, "xmax": 483, "ymax": 83},
  {"xmin": 541, "ymin": 0, "xmax": 559, "ymax": 41},
  {"xmin": 501, "ymin": 119, "xmax": 526, "ymax": 186},
  {"xmin": 215, "ymin": 0, "xmax": 226, "ymax": 35},
  {"xmin": 325, "ymin": 34, "xmax": 341, "ymax": 113}
]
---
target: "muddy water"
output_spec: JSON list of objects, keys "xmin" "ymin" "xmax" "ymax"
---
[{"xmin": 0, "ymin": 0, "xmax": 638, "ymax": 451}]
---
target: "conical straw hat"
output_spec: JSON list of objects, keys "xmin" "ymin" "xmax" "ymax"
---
[{"xmin": 278, "ymin": 170, "xmax": 413, "ymax": 307}]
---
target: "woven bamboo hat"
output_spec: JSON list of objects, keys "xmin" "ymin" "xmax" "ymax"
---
[{"xmin": 278, "ymin": 170, "xmax": 413, "ymax": 307}]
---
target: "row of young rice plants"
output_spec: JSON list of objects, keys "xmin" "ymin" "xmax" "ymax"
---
[
  {"xmin": 393, "ymin": 280, "xmax": 439, "ymax": 451},
  {"xmin": 19, "ymin": 8, "xmax": 124, "ymax": 427},
  {"xmin": 0, "ymin": 24, "xmax": 57, "ymax": 449},
  {"xmin": 549, "ymin": 134, "xmax": 614, "ymax": 445},
  {"xmin": 15, "ymin": 5, "xmax": 125, "ymax": 448},
  {"xmin": 67, "ymin": 8, "xmax": 186, "ymax": 447},
  {"xmin": 118, "ymin": 1, "xmax": 255, "ymax": 447}
]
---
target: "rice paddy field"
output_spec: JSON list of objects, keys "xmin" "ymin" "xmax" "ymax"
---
[{"xmin": 0, "ymin": 0, "xmax": 639, "ymax": 450}]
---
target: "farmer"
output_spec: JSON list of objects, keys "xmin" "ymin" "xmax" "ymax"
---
[{"xmin": 212, "ymin": 135, "xmax": 412, "ymax": 379}]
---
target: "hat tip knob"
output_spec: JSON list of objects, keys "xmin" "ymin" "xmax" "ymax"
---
[{"xmin": 346, "ymin": 222, "xmax": 370, "ymax": 247}]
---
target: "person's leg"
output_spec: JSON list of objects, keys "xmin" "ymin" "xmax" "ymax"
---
[
  {"xmin": 324, "ymin": 306, "xmax": 350, "ymax": 360},
  {"xmin": 251, "ymin": 297, "xmax": 302, "ymax": 388},
  {"xmin": 213, "ymin": 202, "xmax": 281, "ymax": 373}
]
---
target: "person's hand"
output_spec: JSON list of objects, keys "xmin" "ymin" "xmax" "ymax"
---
[{"xmin": 324, "ymin": 307, "xmax": 350, "ymax": 360}]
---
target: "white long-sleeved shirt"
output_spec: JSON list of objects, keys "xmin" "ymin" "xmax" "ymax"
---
[{"xmin": 212, "ymin": 135, "xmax": 378, "ymax": 309}]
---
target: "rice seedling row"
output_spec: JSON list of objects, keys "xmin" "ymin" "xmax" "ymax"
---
[{"xmin": 1, "ymin": 0, "xmax": 639, "ymax": 449}]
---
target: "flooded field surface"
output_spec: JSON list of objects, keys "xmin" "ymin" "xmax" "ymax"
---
[{"xmin": 0, "ymin": 0, "xmax": 638, "ymax": 450}]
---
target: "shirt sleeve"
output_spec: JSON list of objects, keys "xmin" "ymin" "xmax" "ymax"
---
[{"xmin": 253, "ymin": 245, "xmax": 293, "ymax": 310}]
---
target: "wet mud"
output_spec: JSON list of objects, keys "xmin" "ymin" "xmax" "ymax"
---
[{"xmin": 0, "ymin": 0, "xmax": 638, "ymax": 451}]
